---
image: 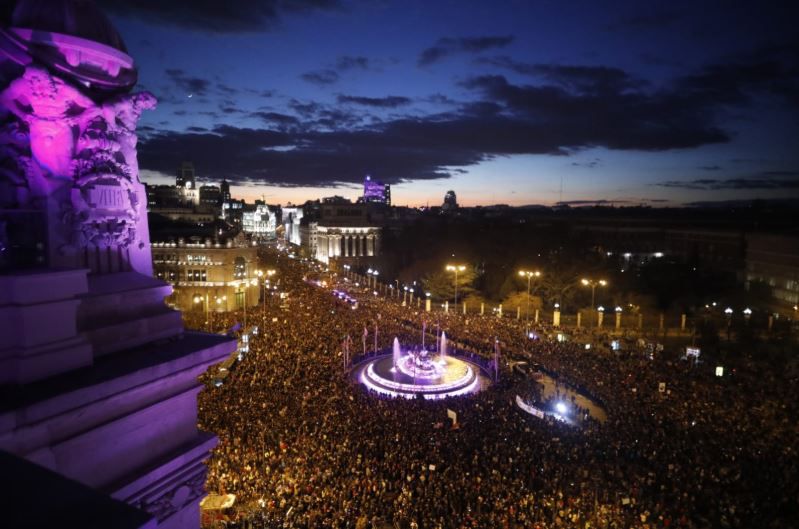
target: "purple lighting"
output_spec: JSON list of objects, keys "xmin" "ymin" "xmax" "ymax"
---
[{"xmin": 354, "ymin": 338, "xmax": 487, "ymax": 399}]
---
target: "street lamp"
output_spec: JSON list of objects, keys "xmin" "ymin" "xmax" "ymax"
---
[
  {"xmin": 261, "ymin": 269, "xmax": 276, "ymax": 319},
  {"xmin": 518, "ymin": 270, "xmax": 541, "ymax": 335},
  {"xmin": 214, "ymin": 295, "xmax": 227, "ymax": 329},
  {"xmin": 446, "ymin": 264, "xmax": 466, "ymax": 311},
  {"xmin": 193, "ymin": 294, "xmax": 209, "ymax": 330},
  {"xmin": 581, "ymin": 278, "xmax": 607, "ymax": 327},
  {"xmin": 403, "ymin": 286, "xmax": 409, "ymax": 306},
  {"xmin": 367, "ymin": 269, "xmax": 379, "ymax": 289}
]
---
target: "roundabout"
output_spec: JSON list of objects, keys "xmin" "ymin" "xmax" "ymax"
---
[{"xmin": 354, "ymin": 337, "xmax": 490, "ymax": 399}]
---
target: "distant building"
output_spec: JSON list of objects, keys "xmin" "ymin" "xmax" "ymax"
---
[
  {"xmin": 313, "ymin": 202, "xmax": 380, "ymax": 264},
  {"xmin": 222, "ymin": 199, "xmax": 245, "ymax": 225},
  {"xmin": 220, "ymin": 179, "xmax": 231, "ymax": 203},
  {"xmin": 360, "ymin": 175, "xmax": 391, "ymax": 205},
  {"xmin": 443, "ymin": 190, "xmax": 458, "ymax": 211},
  {"xmin": 322, "ymin": 195, "xmax": 352, "ymax": 204},
  {"xmin": 146, "ymin": 183, "xmax": 182, "ymax": 208},
  {"xmin": 152, "ymin": 238, "xmax": 261, "ymax": 312},
  {"xmin": 241, "ymin": 204, "xmax": 278, "ymax": 238},
  {"xmin": 176, "ymin": 161, "xmax": 195, "ymax": 189},
  {"xmin": 199, "ymin": 185, "xmax": 221, "ymax": 207},
  {"xmin": 745, "ymin": 234, "xmax": 799, "ymax": 309},
  {"xmin": 283, "ymin": 206, "xmax": 304, "ymax": 246}
]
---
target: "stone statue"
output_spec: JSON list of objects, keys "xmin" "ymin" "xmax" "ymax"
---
[{"xmin": 0, "ymin": 64, "xmax": 156, "ymax": 272}]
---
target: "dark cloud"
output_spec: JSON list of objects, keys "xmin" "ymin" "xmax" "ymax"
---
[
  {"xmin": 556, "ymin": 200, "xmax": 632, "ymax": 206},
  {"xmin": 699, "ymin": 165, "xmax": 721, "ymax": 171},
  {"xmin": 335, "ymin": 56, "xmax": 372, "ymax": 71},
  {"xmin": 300, "ymin": 69, "xmax": 340, "ymax": 85},
  {"xmin": 571, "ymin": 158, "xmax": 601, "ymax": 168},
  {"xmin": 462, "ymin": 74, "xmax": 729, "ymax": 150},
  {"xmin": 419, "ymin": 35, "xmax": 514, "ymax": 66},
  {"xmin": 251, "ymin": 111, "xmax": 302, "ymax": 129},
  {"xmin": 288, "ymin": 99, "xmax": 323, "ymax": 117},
  {"xmin": 216, "ymin": 83, "xmax": 239, "ymax": 95},
  {"xmin": 219, "ymin": 106, "xmax": 245, "ymax": 115},
  {"xmin": 105, "ymin": 0, "xmax": 342, "ymax": 33},
  {"xmin": 477, "ymin": 58, "xmax": 647, "ymax": 94},
  {"xmin": 685, "ymin": 198, "xmax": 799, "ymax": 208},
  {"xmin": 139, "ymin": 45, "xmax": 799, "ymax": 189},
  {"xmin": 337, "ymin": 95, "xmax": 412, "ymax": 108},
  {"xmin": 165, "ymin": 68, "xmax": 211, "ymax": 96},
  {"xmin": 425, "ymin": 93, "xmax": 459, "ymax": 106},
  {"xmin": 675, "ymin": 45, "xmax": 799, "ymax": 107},
  {"xmin": 605, "ymin": 10, "xmax": 685, "ymax": 32},
  {"xmin": 657, "ymin": 173, "xmax": 799, "ymax": 190}
]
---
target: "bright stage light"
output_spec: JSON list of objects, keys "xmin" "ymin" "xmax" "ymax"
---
[{"xmin": 555, "ymin": 402, "xmax": 567, "ymax": 414}]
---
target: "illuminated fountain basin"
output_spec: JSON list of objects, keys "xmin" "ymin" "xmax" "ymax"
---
[{"xmin": 355, "ymin": 337, "xmax": 489, "ymax": 400}]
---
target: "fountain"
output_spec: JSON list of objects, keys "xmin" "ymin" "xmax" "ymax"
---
[
  {"xmin": 356, "ymin": 337, "xmax": 488, "ymax": 399},
  {"xmin": 392, "ymin": 337, "xmax": 401, "ymax": 371}
]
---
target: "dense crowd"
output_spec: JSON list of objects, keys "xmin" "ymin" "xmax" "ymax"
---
[{"xmin": 193, "ymin": 252, "xmax": 799, "ymax": 529}]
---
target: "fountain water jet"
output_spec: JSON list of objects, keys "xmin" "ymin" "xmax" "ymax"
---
[
  {"xmin": 392, "ymin": 337, "xmax": 401, "ymax": 370},
  {"xmin": 357, "ymin": 337, "xmax": 487, "ymax": 399}
]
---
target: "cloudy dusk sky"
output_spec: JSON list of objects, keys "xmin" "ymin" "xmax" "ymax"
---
[{"xmin": 104, "ymin": 0, "xmax": 799, "ymax": 207}]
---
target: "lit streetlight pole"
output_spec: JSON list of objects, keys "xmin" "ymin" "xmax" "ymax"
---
[
  {"xmin": 518, "ymin": 269, "xmax": 541, "ymax": 335},
  {"xmin": 581, "ymin": 278, "xmax": 607, "ymax": 328},
  {"xmin": 446, "ymin": 264, "xmax": 466, "ymax": 312},
  {"xmin": 368, "ymin": 269, "xmax": 379, "ymax": 289},
  {"xmin": 258, "ymin": 269, "xmax": 276, "ymax": 320},
  {"xmin": 213, "ymin": 295, "xmax": 227, "ymax": 331},
  {"xmin": 193, "ymin": 293, "xmax": 209, "ymax": 330}
]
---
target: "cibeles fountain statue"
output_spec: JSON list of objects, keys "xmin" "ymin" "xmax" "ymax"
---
[{"xmin": 0, "ymin": 3, "xmax": 234, "ymax": 529}]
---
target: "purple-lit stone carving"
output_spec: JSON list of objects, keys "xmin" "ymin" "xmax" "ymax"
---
[{"xmin": 0, "ymin": 65, "xmax": 156, "ymax": 273}]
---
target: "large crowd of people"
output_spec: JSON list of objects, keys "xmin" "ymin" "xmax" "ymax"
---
[{"xmin": 191, "ymin": 252, "xmax": 798, "ymax": 529}]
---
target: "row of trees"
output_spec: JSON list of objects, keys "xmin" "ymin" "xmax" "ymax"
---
[{"xmin": 380, "ymin": 216, "xmax": 752, "ymax": 316}]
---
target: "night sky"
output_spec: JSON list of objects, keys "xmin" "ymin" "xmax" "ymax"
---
[{"xmin": 104, "ymin": 0, "xmax": 799, "ymax": 207}]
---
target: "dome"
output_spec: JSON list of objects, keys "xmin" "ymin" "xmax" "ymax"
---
[
  {"xmin": 10, "ymin": 0, "xmax": 128, "ymax": 53},
  {"xmin": 0, "ymin": 0, "xmax": 137, "ymax": 95}
]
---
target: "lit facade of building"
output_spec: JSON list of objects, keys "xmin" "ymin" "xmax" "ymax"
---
[
  {"xmin": 745, "ymin": 234, "xmax": 799, "ymax": 308},
  {"xmin": 361, "ymin": 175, "xmax": 391, "ymax": 205},
  {"xmin": 176, "ymin": 161, "xmax": 196, "ymax": 189},
  {"xmin": 152, "ymin": 240, "xmax": 261, "ymax": 312},
  {"xmin": 199, "ymin": 185, "xmax": 221, "ymax": 206},
  {"xmin": 315, "ymin": 225, "xmax": 380, "ymax": 263},
  {"xmin": 241, "ymin": 204, "xmax": 277, "ymax": 238},
  {"xmin": 312, "ymin": 202, "xmax": 381, "ymax": 264},
  {"xmin": 283, "ymin": 206, "xmax": 304, "ymax": 246}
]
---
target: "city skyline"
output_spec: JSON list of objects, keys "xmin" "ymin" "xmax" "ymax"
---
[{"xmin": 106, "ymin": 1, "xmax": 799, "ymax": 207}]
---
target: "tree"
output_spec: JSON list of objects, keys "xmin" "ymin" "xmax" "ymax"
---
[
  {"xmin": 422, "ymin": 266, "xmax": 477, "ymax": 302},
  {"xmin": 538, "ymin": 266, "xmax": 582, "ymax": 310}
]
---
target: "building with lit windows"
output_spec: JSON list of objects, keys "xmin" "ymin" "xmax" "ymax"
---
[
  {"xmin": 283, "ymin": 206, "xmax": 304, "ymax": 246},
  {"xmin": 241, "ymin": 204, "xmax": 278, "ymax": 238},
  {"xmin": 359, "ymin": 175, "xmax": 391, "ymax": 205},
  {"xmin": 745, "ymin": 234, "xmax": 799, "ymax": 309},
  {"xmin": 152, "ymin": 239, "xmax": 261, "ymax": 313},
  {"xmin": 313, "ymin": 202, "xmax": 380, "ymax": 264}
]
